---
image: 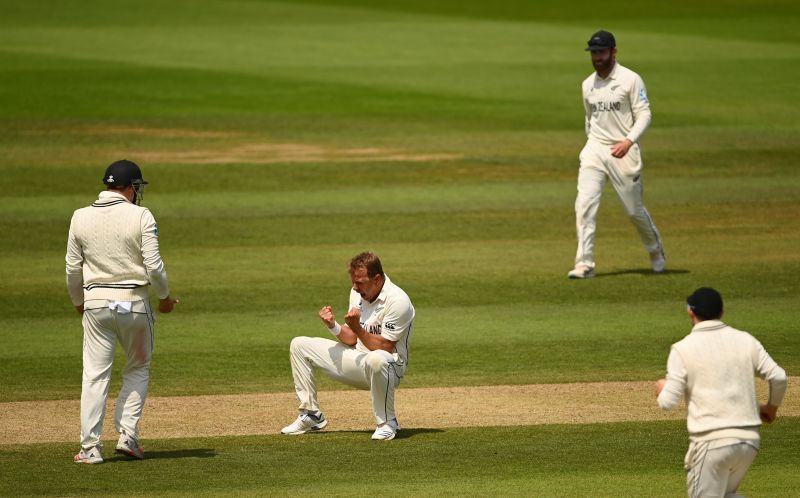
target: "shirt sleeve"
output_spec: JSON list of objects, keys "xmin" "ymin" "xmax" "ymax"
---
[
  {"xmin": 753, "ymin": 340, "xmax": 788, "ymax": 406},
  {"xmin": 65, "ymin": 213, "xmax": 85, "ymax": 306},
  {"xmin": 582, "ymin": 82, "xmax": 591, "ymax": 137},
  {"xmin": 657, "ymin": 347, "xmax": 687, "ymax": 410},
  {"xmin": 140, "ymin": 209, "xmax": 170, "ymax": 299},
  {"xmin": 380, "ymin": 295, "xmax": 415, "ymax": 342},
  {"xmin": 625, "ymin": 74, "xmax": 652, "ymax": 143}
]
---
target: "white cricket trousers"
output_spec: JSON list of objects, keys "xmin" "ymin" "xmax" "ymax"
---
[
  {"xmin": 80, "ymin": 300, "xmax": 154, "ymax": 450},
  {"xmin": 685, "ymin": 440, "xmax": 758, "ymax": 498},
  {"xmin": 289, "ymin": 336, "xmax": 403, "ymax": 426},
  {"xmin": 574, "ymin": 139, "xmax": 662, "ymax": 267}
]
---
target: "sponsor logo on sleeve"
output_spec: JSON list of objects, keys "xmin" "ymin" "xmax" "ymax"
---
[{"xmin": 639, "ymin": 87, "xmax": 648, "ymax": 103}]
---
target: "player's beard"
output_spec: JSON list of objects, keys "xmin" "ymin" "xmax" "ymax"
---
[{"xmin": 593, "ymin": 53, "xmax": 614, "ymax": 73}]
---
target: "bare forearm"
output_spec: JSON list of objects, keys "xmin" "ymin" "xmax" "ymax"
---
[
  {"xmin": 337, "ymin": 325, "xmax": 358, "ymax": 347},
  {"xmin": 349, "ymin": 324, "xmax": 394, "ymax": 353}
]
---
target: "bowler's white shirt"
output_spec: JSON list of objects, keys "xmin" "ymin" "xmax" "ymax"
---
[
  {"xmin": 348, "ymin": 275, "xmax": 415, "ymax": 368},
  {"xmin": 582, "ymin": 62, "xmax": 651, "ymax": 145}
]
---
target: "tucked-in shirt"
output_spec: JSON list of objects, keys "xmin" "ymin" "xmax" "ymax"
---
[
  {"xmin": 348, "ymin": 274, "xmax": 415, "ymax": 368},
  {"xmin": 582, "ymin": 62, "xmax": 651, "ymax": 145}
]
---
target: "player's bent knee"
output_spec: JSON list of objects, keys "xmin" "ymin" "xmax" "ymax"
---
[
  {"xmin": 365, "ymin": 350, "xmax": 392, "ymax": 371},
  {"xmin": 289, "ymin": 336, "xmax": 313, "ymax": 352}
]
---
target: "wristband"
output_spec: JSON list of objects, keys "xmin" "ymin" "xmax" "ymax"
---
[{"xmin": 328, "ymin": 322, "xmax": 342, "ymax": 336}]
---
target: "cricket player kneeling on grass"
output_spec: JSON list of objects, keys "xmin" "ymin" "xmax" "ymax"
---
[{"xmin": 281, "ymin": 251, "xmax": 415, "ymax": 441}]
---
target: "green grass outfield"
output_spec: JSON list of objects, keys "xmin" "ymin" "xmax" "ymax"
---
[
  {"xmin": 1, "ymin": 0, "xmax": 799, "ymax": 495},
  {"xmin": 2, "ymin": 421, "xmax": 800, "ymax": 497}
]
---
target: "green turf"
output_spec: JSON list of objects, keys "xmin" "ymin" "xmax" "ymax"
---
[
  {"xmin": 0, "ymin": 0, "xmax": 798, "ymax": 495},
  {"xmin": 2, "ymin": 419, "xmax": 799, "ymax": 497}
]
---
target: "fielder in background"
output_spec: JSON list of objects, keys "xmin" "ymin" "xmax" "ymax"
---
[
  {"xmin": 568, "ymin": 30, "xmax": 666, "ymax": 279},
  {"xmin": 66, "ymin": 159, "xmax": 178, "ymax": 464},
  {"xmin": 281, "ymin": 251, "xmax": 415, "ymax": 441},
  {"xmin": 656, "ymin": 287, "xmax": 787, "ymax": 498}
]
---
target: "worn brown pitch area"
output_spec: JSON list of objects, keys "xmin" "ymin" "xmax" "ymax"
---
[{"xmin": 1, "ymin": 379, "xmax": 795, "ymax": 445}]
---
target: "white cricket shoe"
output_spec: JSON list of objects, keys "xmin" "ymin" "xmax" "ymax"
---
[
  {"xmin": 371, "ymin": 419, "xmax": 400, "ymax": 441},
  {"xmin": 281, "ymin": 412, "xmax": 327, "ymax": 435},
  {"xmin": 74, "ymin": 446, "xmax": 104, "ymax": 464},
  {"xmin": 115, "ymin": 430, "xmax": 144, "ymax": 459},
  {"xmin": 567, "ymin": 263, "xmax": 595, "ymax": 279},
  {"xmin": 650, "ymin": 249, "xmax": 667, "ymax": 273}
]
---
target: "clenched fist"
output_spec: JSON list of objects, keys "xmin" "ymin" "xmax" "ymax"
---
[
  {"xmin": 319, "ymin": 305, "xmax": 336, "ymax": 328},
  {"xmin": 344, "ymin": 307, "xmax": 361, "ymax": 331}
]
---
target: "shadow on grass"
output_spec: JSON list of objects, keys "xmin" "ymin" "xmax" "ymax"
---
[
  {"xmin": 595, "ymin": 268, "xmax": 690, "ymax": 278},
  {"xmin": 110, "ymin": 448, "xmax": 216, "ymax": 462},
  {"xmin": 310, "ymin": 428, "xmax": 444, "ymax": 439}
]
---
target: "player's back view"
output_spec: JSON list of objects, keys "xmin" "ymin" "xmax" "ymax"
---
[{"xmin": 66, "ymin": 159, "xmax": 178, "ymax": 464}]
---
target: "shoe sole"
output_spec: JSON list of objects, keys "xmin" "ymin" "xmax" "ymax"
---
[
  {"xmin": 281, "ymin": 418, "xmax": 328, "ymax": 435},
  {"xmin": 74, "ymin": 458, "xmax": 103, "ymax": 464},
  {"xmin": 568, "ymin": 273, "xmax": 594, "ymax": 279}
]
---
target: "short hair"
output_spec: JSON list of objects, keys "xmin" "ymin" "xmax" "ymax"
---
[{"xmin": 348, "ymin": 251, "xmax": 384, "ymax": 278}]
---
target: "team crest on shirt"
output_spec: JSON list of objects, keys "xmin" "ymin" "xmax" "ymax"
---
[{"xmin": 385, "ymin": 322, "xmax": 396, "ymax": 331}]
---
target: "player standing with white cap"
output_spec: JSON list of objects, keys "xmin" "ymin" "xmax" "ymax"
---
[
  {"xmin": 568, "ymin": 30, "xmax": 666, "ymax": 279},
  {"xmin": 66, "ymin": 159, "xmax": 178, "ymax": 463}
]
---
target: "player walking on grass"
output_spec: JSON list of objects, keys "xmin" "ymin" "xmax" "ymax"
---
[
  {"xmin": 568, "ymin": 30, "xmax": 665, "ymax": 279},
  {"xmin": 281, "ymin": 252, "xmax": 415, "ymax": 441},
  {"xmin": 66, "ymin": 160, "xmax": 178, "ymax": 464},
  {"xmin": 656, "ymin": 287, "xmax": 787, "ymax": 498}
]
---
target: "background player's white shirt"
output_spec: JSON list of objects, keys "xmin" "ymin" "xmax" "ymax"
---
[
  {"xmin": 348, "ymin": 274, "xmax": 415, "ymax": 368},
  {"xmin": 582, "ymin": 62, "xmax": 651, "ymax": 145},
  {"xmin": 657, "ymin": 320, "xmax": 787, "ymax": 440}
]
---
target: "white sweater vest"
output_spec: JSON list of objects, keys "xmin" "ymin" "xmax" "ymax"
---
[{"xmin": 66, "ymin": 191, "xmax": 169, "ymax": 303}]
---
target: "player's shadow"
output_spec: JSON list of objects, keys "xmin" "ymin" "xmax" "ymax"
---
[
  {"xmin": 595, "ymin": 268, "xmax": 690, "ymax": 278},
  {"xmin": 394, "ymin": 428, "xmax": 444, "ymax": 439},
  {"xmin": 111, "ymin": 448, "xmax": 216, "ymax": 461},
  {"xmin": 322, "ymin": 428, "xmax": 444, "ymax": 439}
]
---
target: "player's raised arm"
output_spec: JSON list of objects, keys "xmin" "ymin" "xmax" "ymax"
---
[{"xmin": 344, "ymin": 307, "xmax": 396, "ymax": 353}]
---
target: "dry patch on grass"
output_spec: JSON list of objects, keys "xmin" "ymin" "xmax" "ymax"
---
[
  {"xmin": 131, "ymin": 143, "xmax": 461, "ymax": 164},
  {"xmin": 1, "ymin": 379, "xmax": 796, "ymax": 444},
  {"xmin": 20, "ymin": 125, "xmax": 461, "ymax": 164},
  {"xmin": 21, "ymin": 126, "xmax": 237, "ymax": 139}
]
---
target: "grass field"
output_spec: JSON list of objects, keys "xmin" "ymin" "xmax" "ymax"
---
[{"xmin": 1, "ymin": 0, "xmax": 799, "ymax": 496}]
